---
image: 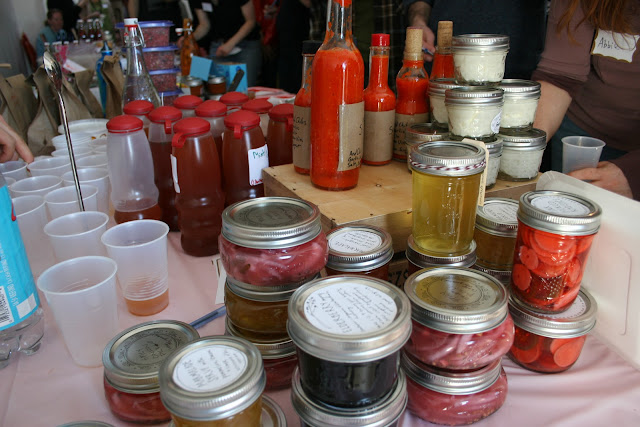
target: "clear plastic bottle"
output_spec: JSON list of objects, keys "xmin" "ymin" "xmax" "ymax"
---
[{"xmin": 122, "ymin": 18, "xmax": 161, "ymax": 108}]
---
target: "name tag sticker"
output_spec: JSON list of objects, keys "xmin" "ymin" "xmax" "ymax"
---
[
  {"xmin": 202, "ymin": 2, "xmax": 213, "ymax": 12},
  {"xmin": 591, "ymin": 29, "xmax": 639, "ymax": 63}
]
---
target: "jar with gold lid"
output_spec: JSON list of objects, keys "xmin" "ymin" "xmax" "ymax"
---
[{"xmin": 474, "ymin": 197, "xmax": 518, "ymax": 270}]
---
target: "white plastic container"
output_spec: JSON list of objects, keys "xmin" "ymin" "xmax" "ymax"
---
[
  {"xmin": 452, "ymin": 34, "xmax": 509, "ymax": 86},
  {"xmin": 499, "ymin": 79, "xmax": 541, "ymax": 130}
]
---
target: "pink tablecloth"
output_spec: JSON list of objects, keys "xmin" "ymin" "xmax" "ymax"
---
[{"xmin": 1, "ymin": 232, "xmax": 639, "ymax": 426}]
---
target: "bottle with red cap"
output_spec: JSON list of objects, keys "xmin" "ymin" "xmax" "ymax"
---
[
  {"xmin": 222, "ymin": 110, "xmax": 269, "ymax": 206},
  {"xmin": 242, "ymin": 98, "xmax": 273, "ymax": 136},
  {"xmin": 363, "ymin": 33, "xmax": 396, "ymax": 166},
  {"xmin": 124, "ymin": 100, "xmax": 154, "ymax": 137},
  {"xmin": 220, "ymin": 91, "xmax": 249, "ymax": 114},
  {"xmin": 106, "ymin": 115, "xmax": 162, "ymax": 224},
  {"xmin": 148, "ymin": 106, "xmax": 182, "ymax": 230},
  {"xmin": 266, "ymin": 103, "xmax": 294, "ymax": 167},
  {"xmin": 194, "ymin": 100, "xmax": 228, "ymax": 166},
  {"xmin": 173, "ymin": 95, "xmax": 204, "ymax": 118},
  {"xmin": 171, "ymin": 117, "xmax": 225, "ymax": 256}
]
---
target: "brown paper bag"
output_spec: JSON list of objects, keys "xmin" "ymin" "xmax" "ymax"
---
[
  {"xmin": 101, "ymin": 55, "xmax": 124, "ymax": 118},
  {"xmin": 0, "ymin": 74, "xmax": 38, "ymax": 143},
  {"xmin": 61, "ymin": 77, "xmax": 92, "ymax": 123},
  {"xmin": 30, "ymin": 67, "xmax": 61, "ymax": 129},
  {"xmin": 74, "ymin": 70, "xmax": 104, "ymax": 118},
  {"xmin": 26, "ymin": 102, "xmax": 56, "ymax": 157}
]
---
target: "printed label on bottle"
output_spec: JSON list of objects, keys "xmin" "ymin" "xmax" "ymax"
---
[
  {"xmin": 329, "ymin": 230, "xmax": 383, "ymax": 253},
  {"xmin": 483, "ymin": 202, "xmax": 518, "ymax": 223},
  {"xmin": 303, "ymin": 282, "xmax": 397, "ymax": 335},
  {"xmin": 338, "ymin": 102, "xmax": 365, "ymax": 172},
  {"xmin": 292, "ymin": 105, "xmax": 311, "ymax": 170},
  {"xmin": 491, "ymin": 111, "xmax": 502, "ymax": 134},
  {"xmin": 591, "ymin": 29, "xmax": 639, "ymax": 62},
  {"xmin": 545, "ymin": 294, "xmax": 587, "ymax": 319},
  {"xmin": 0, "ymin": 186, "xmax": 40, "ymax": 332},
  {"xmin": 173, "ymin": 344, "xmax": 248, "ymax": 392},
  {"xmin": 531, "ymin": 196, "xmax": 590, "ymax": 216},
  {"xmin": 170, "ymin": 154, "xmax": 180, "ymax": 194},
  {"xmin": 248, "ymin": 145, "xmax": 269, "ymax": 186},
  {"xmin": 394, "ymin": 113, "xmax": 429, "ymax": 159},
  {"xmin": 364, "ymin": 109, "xmax": 395, "ymax": 163},
  {"xmin": 415, "ymin": 275, "xmax": 498, "ymax": 311}
]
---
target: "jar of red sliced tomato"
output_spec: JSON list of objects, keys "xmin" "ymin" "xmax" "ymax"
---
[
  {"xmin": 403, "ymin": 267, "xmax": 514, "ymax": 370},
  {"xmin": 406, "ymin": 235, "xmax": 476, "ymax": 275},
  {"xmin": 402, "ymin": 351, "xmax": 508, "ymax": 426},
  {"xmin": 508, "ymin": 288, "xmax": 597, "ymax": 373},
  {"xmin": 219, "ymin": 197, "xmax": 328, "ymax": 286},
  {"xmin": 511, "ymin": 191, "xmax": 601, "ymax": 312}
]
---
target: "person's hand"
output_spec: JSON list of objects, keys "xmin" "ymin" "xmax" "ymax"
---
[
  {"xmin": 568, "ymin": 161, "xmax": 633, "ymax": 199},
  {"xmin": 216, "ymin": 42, "xmax": 234, "ymax": 57},
  {"xmin": 407, "ymin": 1, "xmax": 435, "ymax": 61},
  {"xmin": 0, "ymin": 116, "xmax": 33, "ymax": 163},
  {"xmin": 419, "ymin": 25, "xmax": 436, "ymax": 62}
]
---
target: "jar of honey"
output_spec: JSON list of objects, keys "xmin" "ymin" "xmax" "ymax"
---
[
  {"xmin": 474, "ymin": 197, "xmax": 518, "ymax": 270},
  {"xmin": 406, "ymin": 235, "xmax": 476, "ymax": 275}
]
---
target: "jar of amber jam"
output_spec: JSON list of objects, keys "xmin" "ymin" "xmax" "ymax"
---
[
  {"xmin": 159, "ymin": 336, "xmax": 266, "ymax": 426},
  {"xmin": 325, "ymin": 225, "xmax": 394, "ymax": 281},
  {"xmin": 402, "ymin": 352, "xmax": 508, "ymax": 426},
  {"xmin": 219, "ymin": 197, "xmax": 328, "ymax": 287},
  {"xmin": 474, "ymin": 197, "xmax": 518, "ymax": 270},
  {"xmin": 511, "ymin": 191, "xmax": 601, "ymax": 312},
  {"xmin": 404, "ymin": 267, "xmax": 514, "ymax": 370},
  {"xmin": 291, "ymin": 367, "xmax": 407, "ymax": 427},
  {"xmin": 406, "ymin": 235, "xmax": 476, "ymax": 275},
  {"xmin": 288, "ymin": 275, "xmax": 411, "ymax": 408},
  {"xmin": 508, "ymin": 288, "xmax": 597, "ymax": 373},
  {"xmin": 102, "ymin": 320, "xmax": 199, "ymax": 424},
  {"xmin": 410, "ymin": 141, "xmax": 486, "ymax": 257}
]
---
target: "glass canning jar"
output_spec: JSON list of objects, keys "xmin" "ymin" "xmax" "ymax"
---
[
  {"xmin": 497, "ymin": 128, "xmax": 547, "ymax": 181},
  {"xmin": 511, "ymin": 191, "xmax": 602, "ymax": 312},
  {"xmin": 410, "ymin": 140, "xmax": 486, "ymax": 256},
  {"xmin": 288, "ymin": 275, "xmax": 411, "ymax": 408},
  {"xmin": 484, "ymin": 137, "xmax": 503, "ymax": 188},
  {"xmin": 474, "ymin": 197, "xmax": 519, "ymax": 270},
  {"xmin": 402, "ymin": 352, "xmax": 508, "ymax": 426},
  {"xmin": 260, "ymin": 395, "xmax": 287, "ymax": 426},
  {"xmin": 472, "ymin": 264, "xmax": 512, "ymax": 287},
  {"xmin": 499, "ymin": 79, "xmax": 541, "ymax": 131},
  {"xmin": 102, "ymin": 320, "xmax": 199, "ymax": 424},
  {"xmin": 406, "ymin": 235, "xmax": 476, "ymax": 275},
  {"xmin": 428, "ymin": 78, "xmax": 461, "ymax": 130},
  {"xmin": 219, "ymin": 197, "xmax": 328, "ymax": 286},
  {"xmin": 445, "ymin": 86, "xmax": 504, "ymax": 141},
  {"xmin": 451, "ymin": 34, "xmax": 509, "ymax": 86},
  {"xmin": 325, "ymin": 225, "xmax": 394, "ymax": 281},
  {"xmin": 508, "ymin": 288, "xmax": 597, "ymax": 373},
  {"xmin": 403, "ymin": 267, "xmax": 514, "ymax": 370},
  {"xmin": 404, "ymin": 123, "xmax": 448, "ymax": 172}
]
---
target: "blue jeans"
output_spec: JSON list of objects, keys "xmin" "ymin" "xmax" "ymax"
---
[{"xmin": 209, "ymin": 39, "xmax": 262, "ymax": 87}]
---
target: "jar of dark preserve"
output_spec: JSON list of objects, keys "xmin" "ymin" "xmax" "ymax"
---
[
  {"xmin": 403, "ymin": 267, "xmax": 514, "ymax": 370},
  {"xmin": 474, "ymin": 197, "xmax": 518, "ymax": 270},
  {"xmin": 508, "ymin": 288, "xmax": 597, "ymax": 373},
  {"xmin": 325, "ymin": 225, "xmax": 394, "ymax": 281},
  {"xmin": 406, "ymin": 235, "xmax": 477, "ymax": 275},
  {"xmin": 219, "ymin": 197, "xmax": 328, "ymax": 286},
  {"xmin": 102, "ymin": 320, "xmax": 199, "ymax": 424},
  {"xmin": 194, "ymin": 100, "xmax": 227, "ymax": 165},
  {"xmin": 173, "ymin": 94, "xmax": 203, "ymax": 118},
  {"xmin": 220, "ymin": 91, "xmax": 249, "ymax": 113},
  {"xmin": 288, "ymin": 275, "xmax": 412, "ymax": 408},
  {"xmin": 242, "ymin": 98, "xmax": 273, "ymax": 136},
  {"xmin": 266, "ymin": 103, "xmax": 294, "ymax": 167}
]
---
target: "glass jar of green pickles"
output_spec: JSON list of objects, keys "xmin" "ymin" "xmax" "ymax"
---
[{"xmin": 410, "ymin": 141, "xmax": 486, "ymax": 256}]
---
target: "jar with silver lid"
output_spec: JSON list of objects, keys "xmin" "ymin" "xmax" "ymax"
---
[
  {"xmin": 288, "ymin": 275, "xmax": 411, "ymax": 408},
  {"xmin": 159, "ymin": 336, "xmax": 266, "ymax": 426},
  {"xmin": 499, "ymin": 79, "xmax": 541, "ymax": 130},
  {"xmin": 452, "ymin": 34, "xmax": 510, "ymax": 86},
  {"xmin": 325, "ymin": 225, "xmax": 394, "ymax": 281},
  {"xmin": 404, "ymin": 123, "xmax": 448, "ymax": 172},
  {"xmin": 219, "ymin": 197, "xmax": 328, "ymax": 287},
  {"xmin": 102, "ymin": 320, "xmax": 200, "ymax": 424},
  {"xmin": 446, "ymin": 87, "xmax": 504, "ymax": 140},
  {"xmin": 511, "ymin": 190, "xmax": 601, "ymax": 312},
  {"xmin": 508, "ymin": 288, "xmax": 597, "ymax": 373},
  {"xmin": 484, "ymin": 137, "xmax": 503, "ymax": 188},
  {"xmin": 474, "ymin": 197, "xmax": 518, "ymax": 270},
  {"xmin": 428, "ymin": 78, "xmax": 462, "ymax": 130},
  {"xmin": 497, "ymin": 128, "xmax": 547, "ymax": 181},
  {"xmin": 260, "ymin": 395, "xmax": 287, "ymax": 427},
  {"xmin": 406, "ymin": 235, "xmax": 477, "ymax": 275},
  {"xmin": 292, "ymin": 367, "xmax": 407, "ymax": 427},
  {"xmin": 207, "ymin": 75, "xmax": 227, "ymax": 100},
  {"xmin": 403, "ymin": 267, "xmax": 514, "ymax": 370},
  {"xmin": 184, "ymin": 76, "xmax": 204, "ymax": 97},
  {"xmin": 402, "ymin": 353, "xmax": 508, "ymax": 426}
]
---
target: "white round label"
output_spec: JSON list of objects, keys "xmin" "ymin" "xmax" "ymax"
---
[
  {"xmin": 531, "ymin": 196, "xmax": 590, "ymax": 216},
  {"xmin": 328, "ymin": 230, "xmax": 383, "ymax": 254},
  {"xmin": 546, "ymin": 294, "xmax": 587, "ymax": 319},
  {"xmin": 490, "ymin": 111, "xmax": 502, "ymax": 134},
  {"xmin": 303, "ymin": 282, "xmax": 397, "ymax": 335},
  {"xmin": 483, "ymin": 202, "xmax": 518, "ymax": 223},
  {"xmin": 173, "ymin": 345, "xmax": 247, "ymax": 393}
]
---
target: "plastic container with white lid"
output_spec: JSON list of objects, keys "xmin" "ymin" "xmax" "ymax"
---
[
  {"xmin": 452, "ymin": 34, "xmax": 509, "ymax": 86},
  {"xmin": 497, "ymin": 128, "xmax": 547, "ymax": 181},
  {"xmin": 499, "ymin": 79, "xmax": 541, "ymax": 130}
]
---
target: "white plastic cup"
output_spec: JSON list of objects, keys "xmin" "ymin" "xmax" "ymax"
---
[
  {"xmin": 61, "ymin": 167, "xmax": 110, "ymax": 214},
  {"xmin": 90, "ymin": 136, "xmax": 108, "ymax": 151},
  {"xmin": 51, "ymin": 146, "xmax": 93, "ymax": 159},
  {"xmin": 92, "ymin": 145, "xmax": 108, "ymax": 154},
  {"xmin": 0, "ymin": 160, "xmax": 29, "ymax": 181},
  {"xmin": 51, "ymin": 132, "xmax": 93, "ymax": 151},
  {"xmin": 27, "ymin": 157, "xmax": 71, "ymax": 177},
  {"xmin": 101, "ymin": 220, "xmax": 170, "ymax": 316},
  {"xmin": 5, "ymin": 177, "xmax": 16, "ymax": 187},
  {"xmin": 562, "ymin": 136, "xmax": 606, "ymax": 174},
  {"xmin": 36, "ymin": 256, "xmax": 119, "ymax": 367},
  {"xmin": 76, "ymin": 154, "xmax": 108, "ymax": 169},
  {"xmin": 9, "ymin": 175, "xmax": 62, "ymax": 199},
  {"xmin": 44, "ymin": 184, "xmax": 99, "ymax": 219},
  {"xmin": 12, "ymin": 195, "xmax": 56, "ymax": 277},
  {"xmin": 44, "ymin": 211, "xmax": 109, "ymax": 262}
]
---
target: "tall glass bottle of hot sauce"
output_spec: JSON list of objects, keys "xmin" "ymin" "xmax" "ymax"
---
[
  {"xmin": 394, "ymin": 27, "xmax": 429, "ymax": 161},
  {"xmin": 430, "ymin": 21, "xmax": 454, "ymax": 80},
  {"xmin": 310, "ymin": 0, "xmax": 365, "ymax": 191},
  {"xmin": 363, "ymin": 33, "xmax": 396, "ymax": 166}
]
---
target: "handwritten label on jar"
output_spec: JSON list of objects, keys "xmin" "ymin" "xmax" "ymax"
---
[
  {"xmin": 240, "ymin": 203, "xmax": 307, "ymax": 227},
  {"xmin": 303, "ymin": 283, "xmax": 397, "ymax": 335},
  {"xmin": 483, "ymin": 202, "xmax": 518, "ymax": 224},
  {"xmin": 173, "ymin": 345, "xmax": 248, "ymax": 393},
  {"xmin": 545, "ymin": 294, "xmax": 587, "ymax": 320},
  {"xmin": 247, "ymin": 145, "xmax": 269, "ymax": 186},
  {"xmin": 363, "ymin": 110, "xmax": 395, "ymax": 163},
  {"xmin": 490, "ymin": 111, "xmax": 502, "ymax": 134},
  {"xmin": 591, "ymin": 29, "xmax": 639, "ymax": 63},
  {"xmin": 115, "ymin": 328, "xmax": 187, "ymax": 372},
  {"xmin": 338, "ymin": 102, "xmax": 364, "ymax": 172},
  {"xmin": 415, "ymin": 275, "xmax": 498, "ymax": 311},
  {"xmin": 170, "ymin": 154, "xmax": 180, "ymax": 193},
  {"xmin": 394, "ymin": 113, "xmax": 429, "ymax": 159},
  {"xmin": 329, "ymin": 230, "xmax": 382, "ymax": 253},
  {"xmin": 292, "ymin": 105, "xmax": 311, "ymax": 170},
  {"xmin": 531, "ymin": 196, "xmax": 590, "ymax": 216}
]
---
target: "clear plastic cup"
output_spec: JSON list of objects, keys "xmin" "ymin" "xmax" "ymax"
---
[
  {"xmin": 51, "ymin": 146, "xmax": 93, "ymax": 159},
  {"xmin": 562, "ymin": 136, "xmax": 606, "ymax": 174},
  {"xmin": 9, "ymin": 175, "xmax": 62, "ymax": 198},
  {"xmin": 27, "ymin": 157, "xmax": 72, "ymax": 177},
  {"xmin": 101, "ymin": 220, "xmax": 170, "ymax": 316},
  {"xmin": 12, "ymin": 195, "xmax": 56, "ymax": 277},
  {"xmin": 0, "ymin": 160, "xmax": 28, "ymax": 181},
  {"xmin": 90, "ymin": 137, "xmax": 108, "ymax": 151},
  {"xmin": 92, "ymin": 145, "xmax": 108, "ymax": 154},
  {"xmin": 61, "ymin": 168, "xmax": 110, "ymax": 214},
  {"xmin": 5, "ymin": 177, "xmax": 16, "ymax": 187},
  {"xmin": 51, "ymin": 132, "xmax": 93, "ymax": 151},
  {"xmin": 76, "ymin": 154, "xmax": 108, "ymax": 169},
  {"xmin": 44, "ymin": 211, "xmax": 109, "ymax": 262},
  {"xmin": 36, "ymin": 256, "xmax": 119, "ymax": 367},
  {"xmin": 44, "ymin": 184, "xmax": 99, "ymax": 219}
]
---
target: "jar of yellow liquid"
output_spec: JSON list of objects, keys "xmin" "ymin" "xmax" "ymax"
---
[{"xmin": 410, "ymin": 140, "xmax": 486, "ymax": 256}]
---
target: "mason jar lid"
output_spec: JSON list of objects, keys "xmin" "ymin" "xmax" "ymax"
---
[
  {"xmin": 401, "ymin": 352, "xmax": 503, "ymax": 395},
  {"xmin": 291, "ymin": 368, "xmax": 407, "ymax": 427},
  {"xmin": 404, "ymin": 267, "xmax": 509, "ymax": 334},
  {"xmin": 452, "ymin": 34, "xmax": 510, "ymax": 51},
  {"xmin": 225, "ymin": 276, "xmax": 298, "ymax": 302},
  {"xmin": 410, "ymin": 140, "xmax": 486, "ymax": 177},
  {"xmin": 326, "ymin": 225, "xmax": 393, "ymax": 272},
  {"xmin": 485, "ymin": 137, "xmax": 503, "ymax": 156},
  {"xmin": 405, "ymin": 123, "xmax": 448, "ymax": 144},
  {"xmin": 159, "ymin": 336, "xmax": 266, "ymax": 421},
  {"xmin": 471, "ymin": 264, "xmax": 512, "ymax": 286},
  {"xmin": 208, "ymin": 75, "xmax": 226, "ymax": 84},
  {"xmin": 428, "ymin": 78, "xmax": 463, "ymax": 96},
  {"xmin": 184, "ymin": 76, "xmax": 204, "ymax": 88},
  {"xmin": 261, "ymin": 395, "xmax": 287, "ymax": 427},
  {"xmin": 518, "ymin": 190, "xmax": 602, "ymax": 235},
  {"xmin": 445, "ymin": 87, "xmax": 504, "ymax": 107},
  {"xmin": 102, "ymin": 320, "xmax": 199, "ymax": 393},
  {"xmin": 225, "ymin": 317, "xmax": 296, "ymax": 359},
  {"xmin": 498, "ymin": 129, "xmax": 547, "ymax": 149},
  {"xmin": 499, "ymin": 79, "xmax": 541, "ymax": 100},
  {"xmin": 509, "ymin": 288, "xmax": 597, "ymax": 338},
  {"xmin": 475, "ymin": 197, "xmax": 519, "ymax": 237},
  {"xmin": 287, "ymin": 276, "xmax": 412, "ymax": 363},
  {"xmin": 406, "ymin": 235, "xmax": 477, "ymax": 269},
  {"xmin": 221, "ymin": 197, "xmax": 322, "ymax": 249}
]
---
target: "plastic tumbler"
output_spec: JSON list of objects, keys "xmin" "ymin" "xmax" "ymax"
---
[
  {"xmin": 44, "ymin": 184, "xmax": 99, "ymax": 219},
  {"xmin": 101, "ymin": 220, "xmax": 170, "ymax": 316},
  {"xmin": 76, "ymin": 154, "xmax": 108, "ymax": 169},
  {"xmin": 51, "ymin": 146, "xmax": 93, "ymax": 159},
  {"xmin": 37, "ymin": 256, "xmax": 119, "ymax": 367},
  {"xmin": 62, "ymin": 168, "xmax": 111, "ymax": 214},
  {"xmin": 9, "ymin": 175, "xmax": 62, "ymax": 198},
  {"xmin": 13, "ymin": 195, "xmax": 56, "ymax": 277},
  {"xmin": 0, "ymin": 160, "xmax": 29, "ymax": 181},
  {"xmin": 27, "ymin": 157, "xmax": 71, "ymax": 177},
  {"xmin": 561, "ymin": 136, "xmax": 605, "ymax": 174},
  {"xmin": 44, "ymin": 211, "xmax": 109, "ymax": 262}
]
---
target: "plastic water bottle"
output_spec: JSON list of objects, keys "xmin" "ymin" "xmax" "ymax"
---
[
  {"xmin": 96, "ymin": 32, "xmax": 113, "ymax": 116},
  {"xmin": 0, "ymin": 173, "xmax": 44, "ymax": 369}
]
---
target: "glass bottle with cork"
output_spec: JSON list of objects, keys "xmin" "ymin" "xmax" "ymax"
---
[
  {"xmin": 431, "ymin": 21, "xmax": 454, "ymax": 80},
  {"xmin": 122, "ymin": 18, "xmax": 161, "ymax": 108}
]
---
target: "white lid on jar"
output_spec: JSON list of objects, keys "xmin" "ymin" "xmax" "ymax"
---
[
  {"xmin": 498, "ymin": 128, "xmax": 547, "ymax": 150},
  {"xmin": 499, "ymin": 79, "xmax": 541, "ymax": 100},
  {"xmin": 452, "ymin": 34, "xmax": 510, "ymax": 51},
  {"xmin": 326, "ymin": 225, "xmax": 394, "ymax": 272}
]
